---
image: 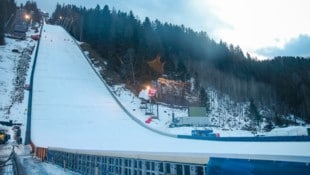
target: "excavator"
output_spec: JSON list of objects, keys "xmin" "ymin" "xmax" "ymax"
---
[{"xmin": 0, "ymin": 129, "xmax": 9, "ymax": 144}]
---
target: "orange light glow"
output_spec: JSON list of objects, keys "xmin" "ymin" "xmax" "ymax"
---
[{"xmin": 24, "ymin": 14, "xmax": 31, "ymax": 20}]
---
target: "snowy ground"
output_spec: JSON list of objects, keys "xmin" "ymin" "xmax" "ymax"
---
[
  {"xmin": 109, "ymin": 85, "xmax": 309, "ymax": 137},
  {"xmin": 0, "ymin": 27, "xmax": 81, "ymax": 174},
  {"xmin": 0, "ymin": 36, "xmax": 35, "ymax": 140}
]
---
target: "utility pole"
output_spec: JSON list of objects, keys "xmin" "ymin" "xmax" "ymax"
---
[
  {"xmin": 5, "ymin": 13, "xmax": 15, "ymax": 33},
  {"xmin": 79, "ymin": 15, "xmax": 83, "ymax": 41}
]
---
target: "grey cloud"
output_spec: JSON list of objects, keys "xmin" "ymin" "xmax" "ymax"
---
[
  {"xmin": 16, "ymin": 0, "xmax": 227, "ymax": 34},
  {"xmin": 257, "ymin": 34, "xmax": 310, "ymax": 58}
]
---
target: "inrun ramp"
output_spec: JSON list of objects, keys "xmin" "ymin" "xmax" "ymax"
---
[{"xmin": 31, "ymin": 24, "xmax": 310, "ymax": 161}]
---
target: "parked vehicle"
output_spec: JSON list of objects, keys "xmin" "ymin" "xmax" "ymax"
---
[
  {"xmin": 0, "ymin": 129, "xmax": 9, "ymax": 144},
  {"xmin": 191, "ymin": 129, "xmax": 220, "ymax": 137}
]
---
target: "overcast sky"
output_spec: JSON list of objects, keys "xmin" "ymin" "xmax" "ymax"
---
[{"xmin": 16, "ymin": 0, "xmax": 310, "ymax": 59}]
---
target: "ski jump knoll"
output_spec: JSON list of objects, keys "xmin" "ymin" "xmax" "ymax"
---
[{"xmin": 31, "ymin": 24, "xmax": 310, "ymax": 162}]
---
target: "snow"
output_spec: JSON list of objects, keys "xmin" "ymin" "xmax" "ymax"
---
[
  {"xmin": 106, "ymin": 85, "xmax": 310, "ymax": 137},
  {"xmin": 265, "ymin": 126, "xmax": 308, "ymax": 136},
  {"xmin": 0, "ymin": 31, "xmax": 37, "ymax": 142},
  {"xmin": 29, "ymin": 24, "xmax": 310, "ymax": 159},
  {"xmin": 0, "ymin": 38, "xmax": 27, "ymax": 119},
  {"xmin": 0, "ymin": 26, "xmax": 80, "ymax": 175},
  {"xmin": 138, "ymin": 88, "xmax": 150, "ymax": 101}
]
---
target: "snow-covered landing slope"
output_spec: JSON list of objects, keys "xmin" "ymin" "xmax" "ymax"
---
[{"xmin": 31, "ymin": 24, "xmax": 310, "ymax": 160}]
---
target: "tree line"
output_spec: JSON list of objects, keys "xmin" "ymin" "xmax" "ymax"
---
[
  {"xmin": 49, "ymin": 4, "xmax": 310, "ymax": 124},
  {"xmin": 0, "ymin": 0, "xmax": 16, "ymax": 45},
  {"xmin": 0, "ymin": 0, "xmax": 41, "ymax": 45}
]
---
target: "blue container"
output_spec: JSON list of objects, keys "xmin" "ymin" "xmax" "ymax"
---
[
  {"xmin": 191, "ymin": 130, "xmax": 202, "ymax": 136},
  {"xmin": 207, "ymin": 157, "xmax": 310, "ymax": 175},
  {"xmin": 203, "ymin": 129, "xmax": 213, "ymax": 135},
  {"xmin": 192, "ymin": 129, "xmax": 214, "ymax": 136}
]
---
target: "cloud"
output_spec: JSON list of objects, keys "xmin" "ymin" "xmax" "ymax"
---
[
  {"xmin": 16, "ymin": 0, "xmax": 227, "ymax": 33},
  {"xmin": 15, "ymin": 0, "xmax": 310, "ymax": 60},
  {"xmin": 256, "ymin": 35, "xmax": 310, "ymax": 58}
]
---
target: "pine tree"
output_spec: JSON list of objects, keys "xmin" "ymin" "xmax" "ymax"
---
[
  {"xmin": 199, "ymin": 87, "xmax": 211, "ymax": 115},
  {"xmin": 199, "ymin": 88, "xmax": 206, "ymax": 107},
  {"xmin": 0, "ymin": 0, "xmax": 6, "ymax": 45},
  {"xmin": 248, "ymin": 99, "xmax": 261, "ymax": 127}
]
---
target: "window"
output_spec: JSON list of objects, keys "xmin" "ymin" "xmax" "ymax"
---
[{"xmin": 165, "ymin": 163, "xmax": 171, "ymax": 174}]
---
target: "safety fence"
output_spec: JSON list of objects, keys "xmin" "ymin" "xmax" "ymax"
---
[
  {"xmin": 31, "ymin": 145, "xmax": 206, "ymax": 175},
  {"xmin": 30, "ymin": 142, "xmax": 47, "ymax": 161},
  {"xmin": 30, "ymin": 146, "xmax": 310, "ymax": 175},
  {"xmin": 24, "ymin": 22, "xmax": 44, "ymax": 145}
]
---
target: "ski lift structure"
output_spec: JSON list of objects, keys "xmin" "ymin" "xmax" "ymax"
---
[{"xmin": 139, "ymin": 86, "xmax": 159, "ymax": 119}]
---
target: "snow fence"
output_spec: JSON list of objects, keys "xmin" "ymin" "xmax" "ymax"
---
[{"xmin": 25, "ymin": 22, "xmax": 44, "ymax": 145}]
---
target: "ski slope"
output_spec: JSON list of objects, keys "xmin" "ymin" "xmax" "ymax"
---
[{"xmin": 31, "ymin": 24, "xmax": 310, "ymax": 161}]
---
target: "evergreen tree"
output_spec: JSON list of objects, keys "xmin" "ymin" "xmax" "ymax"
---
[
  {"xmin": 199, "ymin": 87, "xmax": 206, "ymax": 106},
  {"xmin": 199, "ymin": 87, "xmax": 210, "ymax": 115},
  {"xmin": 24, "ymin": 1, "xmax": 41, "ymax": 23},
  {"xmin": 248, "ymin": 99, "xmax": 261, "ymax": 127},
  {"xmin": 176, "ymin": 60, "xmax": 187, "ymax": 81},
  {"xmin": 0, "ymin": 0, "xmax": 5, "ymax": 45},
  {"xmin": 0, "ymin": 0, "xmax": 17, "ymax": 45}
]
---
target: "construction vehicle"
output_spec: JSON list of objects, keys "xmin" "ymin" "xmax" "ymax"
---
[{"xmin": 0, "ymin": 129, "xmax": 9, "ymax": 144}]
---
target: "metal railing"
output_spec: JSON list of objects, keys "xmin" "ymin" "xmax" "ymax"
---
[
  {"xmin": 46, "ymin": 149, "xmax": 206, "ymax": 175},
  {"xmin": 0, "ymin": 146, "xmax": 24, "ymax": 175},
  {"xmin": 24, "ymin": 22, "xmax": 44, "ymax": 145}
]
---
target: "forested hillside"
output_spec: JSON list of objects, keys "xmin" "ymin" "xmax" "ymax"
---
[{"xmin": 49, "ymin": 4, "xmax": 310, "ymax": 124}]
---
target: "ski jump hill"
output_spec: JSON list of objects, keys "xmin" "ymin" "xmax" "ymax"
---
[{"xmin": 27, "ymin": 24, "xmax": 310, "ymax": 174}]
